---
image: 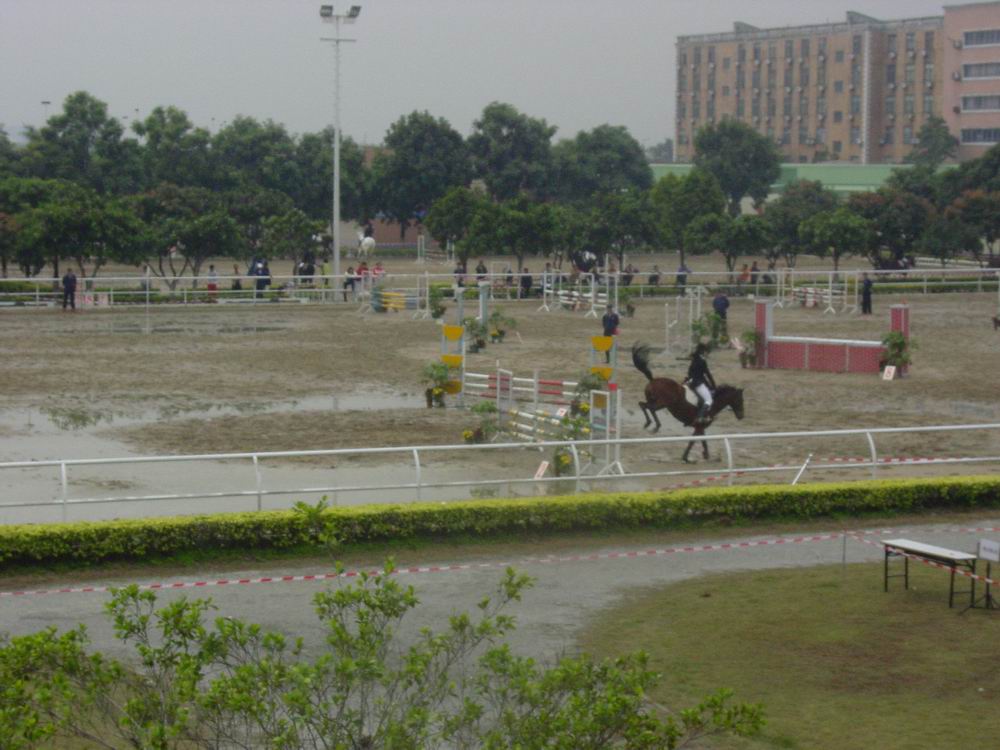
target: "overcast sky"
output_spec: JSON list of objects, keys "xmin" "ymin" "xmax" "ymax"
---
[{"xmin": 1, "ymin": 0, "xmax": 952, "ymax": 147}]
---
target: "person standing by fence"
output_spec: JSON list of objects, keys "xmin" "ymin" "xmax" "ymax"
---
[
  {"xmin": 601, "ymin": 303, "xmax": 620, "ymax": 363},
  {"xmin": 861, "ymin": 272, "xmax": 873, "ymax": 315},
  {"xmin": 712, "ymin": 289, "xmax": 730, "ymax": 339},
  {"xmin": 61, "ymin": 269, "xmax": 77, "ymax": 311}
]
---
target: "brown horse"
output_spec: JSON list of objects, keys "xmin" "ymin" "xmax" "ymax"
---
[{"xmin": 631, "ymin": 343, "xmax": 745, "ymax": 463}]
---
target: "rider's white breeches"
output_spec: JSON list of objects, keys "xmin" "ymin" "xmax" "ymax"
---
[{"xmin": 695, "ymin": 383, "xmax": 713, "ymax": 406}]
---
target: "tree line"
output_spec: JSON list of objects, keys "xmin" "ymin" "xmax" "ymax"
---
[{"xmin": 2, "ymin": 91, "xmax": 1000, "ymax": 282}]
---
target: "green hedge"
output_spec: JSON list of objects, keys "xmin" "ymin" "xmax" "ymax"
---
[{"xmin": 2, "ymin": 477, "xmax": 999, "ymax": 568}]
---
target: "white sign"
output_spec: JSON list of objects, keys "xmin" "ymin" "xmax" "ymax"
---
[
  {"xmin": 882, "ymin": 366, "xmax": 897, "ymax": 381},
  {"xmin": 555, "ymin": 408, "xmax": 568, "ymax": 418},
  {"xmin": 978, "ymin": 538, "xmax": 1000, "ymax": 562},
  {"xmin": 534, "ymin": 461, "xmax": 550, "ymax": 480}
]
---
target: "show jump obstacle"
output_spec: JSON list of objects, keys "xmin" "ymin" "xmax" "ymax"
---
[{"xmin": 754, "ymin": 300, "xmax": 909, "ymax": 374}]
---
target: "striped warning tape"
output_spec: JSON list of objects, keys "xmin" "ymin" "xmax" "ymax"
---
[{"xmin": 0, "ymin": 533, "xmax": 843, "ymax": 599}]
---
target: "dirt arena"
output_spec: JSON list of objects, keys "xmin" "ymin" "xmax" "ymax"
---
[{"xmin": 1, "ymin": 251, "xmax": 999, "ymax": 473}]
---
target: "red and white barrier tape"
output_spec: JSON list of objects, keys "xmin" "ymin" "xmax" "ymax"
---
[{"xmin": 0, "ymin": 533, "xmax": 842, "ymax": 600}]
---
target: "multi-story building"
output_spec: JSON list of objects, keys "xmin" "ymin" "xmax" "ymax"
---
[{"xmin": 674, "ymin": 2, "xmax": 1000, "ymax": 163}]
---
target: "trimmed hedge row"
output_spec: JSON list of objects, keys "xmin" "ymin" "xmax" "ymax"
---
[{"xmin": 2, "ymin": 476, "xmax": 999, "ymax": 567}]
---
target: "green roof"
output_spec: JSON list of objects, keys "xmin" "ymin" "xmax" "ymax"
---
[{"xmin": 650, "ymin": 162, "xmax": 914, "ymax": 194}]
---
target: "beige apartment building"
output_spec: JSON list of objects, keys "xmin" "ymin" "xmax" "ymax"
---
[{"xmin": 674, "ymin": 2, "xmax": 1000, "ymax": 163}]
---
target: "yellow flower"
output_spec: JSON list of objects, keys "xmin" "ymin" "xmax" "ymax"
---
[
  {"xmin": 558, "ymin": 454, "xmax": 571, "ymax": 466},
  {"xmin": 432, "ymin": 387, "xmax": 443, "ymax": 396},
  {"xmin": 579, "ymin": 403, "xmax": 590, "ymax": 414}
]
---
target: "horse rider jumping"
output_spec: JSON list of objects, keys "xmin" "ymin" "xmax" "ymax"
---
[{"xmin": 684, "ymin": 342, "xmax": 716, "ymax": 425}]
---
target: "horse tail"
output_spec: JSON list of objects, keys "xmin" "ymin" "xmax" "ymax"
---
[{"xmin": 631, "ymin": 342, "xmax": 655, "ymax": 382}]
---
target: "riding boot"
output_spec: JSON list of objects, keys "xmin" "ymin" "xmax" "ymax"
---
[{"xmin": 695, "ymin": 403, "xmax": 709, "ymax": 425}]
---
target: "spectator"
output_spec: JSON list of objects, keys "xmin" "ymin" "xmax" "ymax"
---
[
  {"xmin": 453, "ymin": 262, "xmax": 466, "ymax": 288},
  {"xmin": 861, "ymin": 272, "xmax": 873, "ymax": 315},
  {"xmin": 519, "ymin": 267, "xmax": 533, "ymax": 298},
  {"xmin": 621, "ymin": 263, "xmax": 635, "ymax": 287},
  {"xmin": 343, "ymin": 265, "xmax": 357, "ymax": 301},
  {"xmin": 231, "ymin": 263, "xmax": 242, "ymax": 291},
  {"xmin": 601, "ymin": 303, "xmax": 620, "ymax": 363},
  {"xmin": 207, "ymin": 264, "xmax": 219, "ymax": 302},
  {"xmin": 61, "ymin": 269, "xmax": 77, "ymax": 311},
  {"xmin": 676, "ymin": 261, "xmax": 691, "ymax": 296},
  {"xmin": 504, "ymin": 265, "xmax": 514, "ymax": 289},
  {"xmin": 738, "ymin": 264, "xmax": 750, "ymax": 289},
  {"xmin": 712, "ymin": 289, "xmax": 730, "ymax": 338},
  {"xmin": 475, "ymin": 258, "xmax": 488, "ymax": 282},
  {"xmin": 648, "ymin": 265, "xmax": 661, "ymax": 287},
  {"xmin": 372, "ymin": 261, "xmax": 386, "ymax": 280},
  {"xmin": 750, "ymin": 261, "xmax": 760, "ymax": 287}
]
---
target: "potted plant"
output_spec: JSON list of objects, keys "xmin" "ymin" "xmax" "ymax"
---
[
  {"xmin": 462, "ymin": 316, "xmax": 489, "ymax": 353},
  {"xmin": 488, "ymin": 309, "xmax": 518, "ymax": 343},
  {"xmin": 618, "ymin": 287, "xmax": 636, "ymax": 318},
  {"xmin": 463, "ymin": 401, "xmax": 500, "ymax": 443},
  {"xmin": 422, "ymin": 361, "xmax": 452, "ymax": 407},
  {"xmin": 428, "ymin": 284, "xmax": 447, "ymax": 319},
  {"xmin": 880, "ymin": 331, "xmax": 914, "ymax": 376},
  {"xmin": 738, "ymin": 329, "xmax": 761, "ymax": 368}
]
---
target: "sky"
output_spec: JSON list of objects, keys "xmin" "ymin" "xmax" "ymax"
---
[{"xmin": 0, "ymin": 0, "xmax": 955, "ymax": 148}]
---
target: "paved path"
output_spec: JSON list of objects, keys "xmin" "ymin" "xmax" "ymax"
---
[{"xmin": 2, "ymin": 518, "xmax": 998, "ymax": 660}]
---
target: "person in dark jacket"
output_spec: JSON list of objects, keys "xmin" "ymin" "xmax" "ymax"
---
[
  {"xmin": 519, "ymin": 267, "xmax": 533, "ymax": 298},
  {"xmin": 61, "ymin": 270, "xmax": 77, "ymax": 310},
  {"xmin": 684, "ymin": 343, "xmax": 717, "ymax": 425},
  {"xmin": 712, "ymin": 290, "xmax": 730, "ymax": 338},
  {"xmin": 601, "ymin": 304, "xmax": 620, "ymax": 363},
  {"xmin": 861, "ymin": 272, "xmax": 873, "ymax": 314}
]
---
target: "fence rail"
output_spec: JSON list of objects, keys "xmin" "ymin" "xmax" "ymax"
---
[{"xmin": 2, "ymin": 423, "xmax": 1000, "ymax": 523}]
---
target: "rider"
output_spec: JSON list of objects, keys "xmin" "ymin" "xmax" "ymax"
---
[{"xmin": 684, "ymin": 343, "xmax": 716, "ymax": 425}]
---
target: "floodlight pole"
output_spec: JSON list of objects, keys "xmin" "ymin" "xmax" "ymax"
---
[{"xmin": 320, "ymin": 6, "xmax": 359, "ymax": 283}]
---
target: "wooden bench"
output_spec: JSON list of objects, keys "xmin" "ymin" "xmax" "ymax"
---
[{"xmin": 883, "ymin": 538, "xmax": 978, "ymax": 609}]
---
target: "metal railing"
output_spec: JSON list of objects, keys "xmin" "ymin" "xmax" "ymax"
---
[{"xmin": 2, "ymin": 423, "xmax": 999, "ymax": 522}]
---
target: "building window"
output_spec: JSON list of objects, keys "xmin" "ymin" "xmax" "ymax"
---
[
  {"xmin": 708, "ymin": 71, "xmax": 716, "ymax": 89},
  {"xmin": 736, "ymin": 65, "xmax": 745, "ymax": 89},
  {"xmin": 887, "ymin": 33, "xmax": 897, "ymax": 52},
  {"xmin": 678, "ymin": 130, "xmax": 687, "ymax": 146},
  {"xmin": 678, "ymin": 100, "xmax": 687, "ymax": 119},
  {"xmin": 834, "ymin": 110, "xmax": 843, "ymax": 123},
  {"xmin": 903, "ymin": 126, "xmax": 914, "ymax": 144},
  {"xmin": 782, "ymin": 126, "xmax": 792, "ymax": 144},
  {"xmin": 833, "ymin": 140, "xmax": 843, "ymax": 153},
  {"xmin": 752, "ymin": 68, "xmax": 761, "ymax": 88},
  {"xmin": 801, "ymin": 38, "xmax": 810, "ymax": 57},
  {"xmin": 816, "ymin": 127, "xmax": 826, "ymax": 144},
  {"xmin": 850, "ymin": 95, "xmax": 861, "ymax": 114},
  {"xmin": 738, "ymin": 44, "xmax": 746, "ymax": 63},
  {"xmin": 694, "ymin": 46, "xmax": 702, "ymax": 65},
  {"xmin": 905, "ymin": 63, "xmax": 915, "ymax": 84},
  {"xmin": 885, "ymin": 94, "xmax": 896, "ymax": 113},
  {"xmin": 924, "ymin": 94, "xmax": 934, "ymax": 115},
  {"xmin": 768, "ymin": 66, "xmax": 777, "ymax": 87},
  {"xmin": 963, "ymin": 95, "xmax": 1000, "ymax": 110},
  {"xmin": 883, "ymin": 126, "xmax": 894, "ymax": 145},
  {"xmin": 963, "ymin": 62, "xmax": 1000, "ymax": 78},
  {"xmin": 904, "ymin": 94, "xmax": 915, "ymax": 114},
  {"xmin": 753, "ymin": 43, "xmax": 761, "ymax": 61},
  {"xmin": 693, "ymin": 71, "xmax": 700, "ymax": 89},
  {"xmin": 817, "ymin": 64, "xmax": 826, "ymax": 86},
  {"xmin": 817, "ymin": 96, "xmax": 827, "ymax": 115},
  {"xmin": 886, "ymin": 64, "xmax": 896, "ymax": 84},
  {"xmin": 707, "ymin": 99, "xmax": 715, "ymax": 119},
  {"xmin": 799, "ymin": 125, "xmax": 809, "ymax": 144},
  {"xmin": 737, "ymin": 97, "xmax": 746, "ymax": 117},
  {"xmin": 962, "ymin": 128, "xmax": 1000, "ymax": 143},
  {"xmin": 708, "ymin": 46, "xmax": 715, "ymax": 63},
  {"xmin": 818, "ymin": 37, "xmax": 827, "ymax": 55},
  {"xmin": 680, "ymin": 52, "xmax": 688, "ymax": 66},
  {"xmin": 692, "ymin": 97, "xmax": 700, "ymax": 119},
  {"xmin": 783, "ymin": 96, "xmax": 792, "ymax": 115},
  {"xmin": 768, "ymin": 97, "xmax": 777, "ymax": 116},
  {"xmin": 851, "ymin": 64, "xmax": 862, "ymax": 86},
  {"xmin": 800, "ymin": 65, "xmax": 810, "ymax": 86},
  {"xmin": 678, "ymin": 70, "xmax": 687, "ymax": 92},
  {"xmin": 850, "ymin": 126, "xmax": 861, "ymax": 144},
  {"xmin": 924, "ymin": 32, "xmax": 934, "ymax": 56},
  {"xmin": 964, "ymin": 30, "xmax": 1000, "ymax": 47},
  {"xmin": 835, "ymin": 50, "xmax": 845, "ymax": 63},
  {"xmin": 785, "ymin": 39, "xmax": 794, "ymax": 58},
  {"xmin": 784, "ymin": 65, "xmax": 793, "ymax": 85},
  {"xmin": 767, "ymin": 126, "xmax": 776, "ymax": 140},
  {"xmin": 723, "ymin": 57, "xmax": 731, "ymax": 70},
  {"xmin": 924, "ymin": 62, "xmax": 934, "ymax": 82},
  {"xmin": 852, "ymin": 35, "xmax": 862, "ymax": 55},
  {"xmin": 799, "ymin": 96, "xmax": 809, "ymax": 117},
  {"xmin": 906, "ymin": 32, "xmax": 915, "ymax": 52},
  {"xmin": 834, "ymin": 80, "xmax": 844, "ymax": 93},
  {"xmin": 752, "ymin": 97, "xmax": 761, "ymax": 117},
  {"xmin": 722, "ymin": 85, "xmax": 731, "ymax": 96},
  {"xmin": 768, "ymin": 43, "xmax": 777, "ymax": 59}
]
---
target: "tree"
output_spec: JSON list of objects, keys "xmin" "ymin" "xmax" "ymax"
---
[
  {"xmin": 286, "ymin": 130, "xmax": 369, "ymax": 222},
  {"xmin": 905, "ymin": 116, "xmax": 959, "ymax": 168},
  {"xmin": 885, "ymin": 164, "xmax": 944, "ymax": 208},
  {"xmin": 425, "ymin": 186, "xmax": 485, "ymax": 266},
  {"xmin": 19, "ymin": 91, "xmax": 143, "ymax": 195},
  {"xmin": 210, "ymin": 115, "xmax": 297, "ymax": 194},
  {"xmin": 222, "ymin": 187, "xmax": 294, "ymax": 259},
  {"xmin": 649, "ymin": 169, "xmax": 726, "ymax": 264},
  {"xmin": 763, "ymin": 180, "xmax": 839, "ymax": 268},
  {"xmin": 683, "ymin": 213, "xmax": 769, "ymax": 272},
  {"xmin": 0, "ymin": 211, "xmax": 17, "ymax": 278},
  {"xmin": 847, "ymin": 188, "xmax": 933, "ymax": 267},
  {"xmin": 467, "ymin": 195, "xmax": 555, "ymax": 277},
  {"xmin": 944, "ymin": 190, "xmax": 1000, "ymax": 264},
  {"xmin": 0, "ymin": 127, "xmax": 20, "ymax": 178},
  {"xmin": 371, "ymin": 111, "xmax": 470, "ymax": 239},
  {"xmin": 693, "ymin": 119, "xmax": 781, "ymax": 216},
  {"xmin": 468, "ymin": 102, "xmax": 556, "ymax": 201},
  {"xmin": 131, "ymin": 106, "xmax": 216, "ymax": 189},
  {"xmin": 0, "ymin": 567, "xmax": 763, "ymax": 748},
  {"xmin": 916, "ymin": 214, "xmax": 982, "ymax": 267},
  {"xmin": 260, "ymin": 208, "xmax": 324, "ymax": 263},
  {"xmin": 645, "ymin": 138, "xmax": 674, "ymax": 163},
  {"xmin": 551, "ymin": 125, "xmax": 653, "ymax": 205},
  {"xmin": 683, "ymin": 213, "xmax": 730, "ymax": 267},
  {"xmin": 586, "ymin": 189, "xmax": 659, "ymax": 268},
  {"xmin": 799, "ymin": 208, "xmax": 870, "ymax": 271}
]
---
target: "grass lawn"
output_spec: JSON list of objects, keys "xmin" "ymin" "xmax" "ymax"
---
[{"xmin": 578, "ymin": 563, "xmax": 1000, "ymax": 750}]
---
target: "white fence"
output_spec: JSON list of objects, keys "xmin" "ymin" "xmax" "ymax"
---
[{"xmin": 2, "ymin": 423, "xmax": 999, "ymax": 523}]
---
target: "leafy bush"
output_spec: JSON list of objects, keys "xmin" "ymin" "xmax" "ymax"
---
[{"xmin": 2, "ymin": 477, "xmax": 1000, "ymax": 568}]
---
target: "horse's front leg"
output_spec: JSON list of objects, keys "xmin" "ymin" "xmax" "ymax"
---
[
  {"xmin": 682, "ymin": 439, "xmax": 695, "ymax": 463},
  {"xmin": 638, "ymin": 401, "xmax": 652, "ymax": 429},
  {"xmin": 650, "ymin": 407, "xmax": 662, "ymax": 433}
]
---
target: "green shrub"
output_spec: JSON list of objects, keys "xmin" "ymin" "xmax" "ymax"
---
[{"xmin": 2, "ymin": 477, "xmax": 1000, "ymax": 568}]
